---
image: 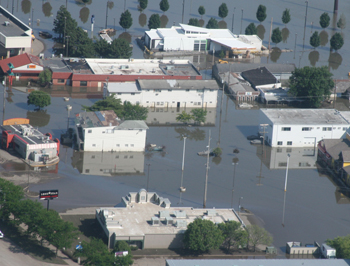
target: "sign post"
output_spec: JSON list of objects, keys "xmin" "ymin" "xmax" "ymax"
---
[{"xmin": 39, "ymin": 190, "xmax": 59, "ymax": 210}]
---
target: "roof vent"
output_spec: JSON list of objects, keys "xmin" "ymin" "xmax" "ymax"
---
[{"xmin": 4, "ymin": 21, "xmax": 10, "ymax": 26}]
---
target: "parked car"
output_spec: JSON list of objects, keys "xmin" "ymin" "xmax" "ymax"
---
[
  {"xmin": 250, "ymin": 139, "xmax": 262, "ymax": 144},
  {"xmin": 0, "ymin": 230, "xmax": 4, "ymax": 238},
  {"xmin": 247, "ymin": 135, "xmax": 260, "ymax": 140},
  {"xmin": 39, "ymin": 31, "xmax": 53, "ymax": 39}
]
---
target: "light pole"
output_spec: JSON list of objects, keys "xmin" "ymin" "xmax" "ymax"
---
[
  {"xmin": 114, "ymin": 18, "xmax": 116, "ymax": 30},
  {"xmin": 31, "ymin": 8, "xmax": 34, "ymax": 28},
  {"xmin": 294, "ymin": 33, "xmax": 297, "ymax": 59},
  {"xmin": 284, "ymin": 154, "xmax": 291, "ymax": 192},
  {"xmin": 66, "ymin": 0, "xmax": 67, "ymax": 9},
  {"xmin": 180, "ymin": 136, "xmax": 187, "ymax": 191},
  {"xmin": 303, "ymin": 1, "xmax": 309, "ymax": 49},
  {"xmin": 238, "ymin": 197, "xmax": 243, "ymax": 214},
  {"xmin": 66, "ymin": 105, "xmax": 72, "ymax": 131},
  {"xmin": 146, "ymin": 163, "xmax": 150, "ymax": 191},
  {"xmin": 124, "ymin": 0, "xmax": 126, "ymax": 11},
  {"xmin": 65, "ymin": 36, "xmax": 70, "ymax": 57},
  {"xmin": 231, "ymin": 158, "xmax": 238, "ymax": 208},
  {"xmin": 105, "ymin": 1, "xmax": 108, "ymax": 29},
  {"xmin": 240, "ymin": 9, "xmax": 243, "ymax": 34},
  {"xmin": 203, "ymin": 130, "xmax": 211, "ymax": 208},
  {"xmin": 64, "ymin": 16, "xmax": 67, "ymax": 45},
  {"xmin": 182, "ymin": 0, "xmax": 185, "ymax": 23},
  {"xmin": 231, "ymin": 7, "xmax": 236, "ymax": 32}
]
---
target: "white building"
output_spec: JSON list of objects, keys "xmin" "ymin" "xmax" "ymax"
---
[
  {"xmin": 144, "ymin": 24, "xmax": 262, "ymax": 53},
  {"xmin": 104, "ymin": 79, "xmax": 219, "ymax": 108},
  {"xmin": 75, "ymin": 110, "xmax": 148, "ymax": 152},
  {"xmin": 259, "ymin": 109, "xmax": 350, "ymax": 147}
]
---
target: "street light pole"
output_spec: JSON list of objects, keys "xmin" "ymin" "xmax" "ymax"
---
[
  {"xmin": 231, "ymin": 159, "xmax": 238, "ymax": 208},
  {"xmin": 182, "ymin": 0, "xmax": 185, "ymax": 23},
  {"xmin": 203, "ymin": 130, "xmax": 211, "ymax": 208},
  {"xmin": 240, "ymin": 9, "xmax": 243, "ymax": 34},
  {"xmin": 180, "ymin": 136, "xmax": 187, "ymax": 190},
  {"xmin": 303, "ymin": 1, "xmax": 309, "ymax": 49},
  {"xmin": 284, "ymin": 154, "xmax": 291, "ymax": 192},
  {"xmin": 31, "ymin": 8, "xmax": 34, "ymax": 28},
  {"xmin": 105, "ymin": 1, "xmax": 108, "ymax": 29},
  {"xmin": 146, "ymin": 163, "xmax": 150, "ymax": 191},
  {"xmin": 65, "ymin": 36, "xmax": 70, "ymax": 57},
  {"xmin": 66, "ymin": 105, "xmax": 72, "ymax": 131},
  {"xmin": 231, "ymin": 7, "xmax": 236, "ymax": 32},
  {"xmin": 238, "ymin": 196, "xmax": 243, "ymax": 214},
  {"xmin": 64, "ymin": 16, "xmax": 66, "ymax": 45}
]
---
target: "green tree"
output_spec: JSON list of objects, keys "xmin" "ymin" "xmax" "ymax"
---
[
  {"xmin": 113, "ymin": 241, "xmax": 133, "ymax": 266},
  {"xmin": 138, "ymin": 0, "xmax": 148, "ymax": 12},
  {"xmin": 191, "ymin": 109, "xmax": 207, "ymax": 123},
  {"xmin": 188, "ymin": 18, "xmax": 200, "ymax": 27},
  {"xmin": 245, "ymin": 23, "xmax": 257, "ymax": 35},
  {"xmin": 218, "ymin": 3, "xmax": 228, "ymax": 19},
  {"xmin": 310, "ymin": 31, "xmax": 320, "ymax": 48},
  {"xmin": 109, "ymin": 38, "xmax": 133, "ymax": 58},
  {"xmin": 288, "ymin": 66, "xmax": 334, "ymax": 108},
  {"xmin": 337, "ymin": 13, "xmax": 346, "ymax": 30},
  {"xmin": 330, "ymin": 32, "xmax": 344, "ymax": 51},
  {"xmin": 122, "ymin": 101, "xmax": 148, "ymax": 120},
  {"xmin": 119, "ymin": 10, "xmax": 133, "ymax": 31},
  {"xmin": 53, "ymin": 6, "xmax": 77, "ymax": 42},
  {"xmin": 27, "ymin": 91, "xmax": 51, "ymax": 110},
  {"xmin": 69, "ymin": 27, "xmax": 95, "ymax": 58},
  {"xmin": 148, "ymin": 14, "xmax": 160, "ymax": 29},
  {"xmin": 83, "ymin": 95, "xmax": 123, "ymax": 117},
  {"xmin": 0, "ymin": 178, "xmax": 24, "ymax": 220},
  {"xmin": 159, "ymin": 0, "xmax": 169, "ymax": 13},
  {"xmin": 176, "ymin": 111, "xmax": 193, "ymax": 123},
  {"xmin": 218, "ymin": 221, "xmax": 248, "ymax": 251},
  {"xmin": 212, "ymin": 147, "xmax": 222, "ymax": 157},
  {"xmin": 271, "ymin": 27, "xmax": 282, "ymax": 45},
  {"xmin": 246, "ymin": 225, "xmax": 273, "ymax": 252},
  {"xmin": 49, "ymin": 219, "xmax": 78, "ymax": 256},
  {"xmin": 183, "ymin": 218, "xmax": 224, "ymax": 253},
  {"xmin": 327, "ymin": 235, "xmax": 350, "ymax": 258},
  {"xmin": 282, "ymin": 8, "xmax": 291, "ymax": 25},
  {"xmin": 206, "ymin": 18, "xmax": 219, "ymax": 29},
  {"xmin": 320, "ymin": 12, "xmax": 330, "ymax": 28},
  {"xmin": 38, "ymin": 68, "xmax": 52, "ymax": 86},
  {"xmin": 198, "ymin": 6, "xmax": 205, "ymax": 19},
  {"xmin": 78, "ymin": 238, "xmax": 115, "ymax": 265},
  {"xmin": 256, "ymin": 5, "xmax": 267, "ymax": 23}
]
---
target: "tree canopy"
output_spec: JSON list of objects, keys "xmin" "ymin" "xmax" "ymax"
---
[
  {"xmin": 119, "ymin": 10, "xmax": 133, "ymax": 31},
  {"xmin": 271, "ymin": 27, "xmax": 282, "ymax": 45},
  {"xmin": 138, "ymin": 0, "xmax": 148, "ymax": 12},
  {"xmin": 310, "ymin": 31, "xmax": 320, "ymax": 48},
  {"xmin": 159, "ymin": 0, "xmax": 169, "ymax": 13},
  {"xmin": 330, "ymin": 32, "xmax": 344, "ymax": 51},
  {"xmin": 246, "ymin": 225, "xmax": 272, "ymax": 251},
  {"xmin": 188, "ymin": 18, "xmax": 200, "ymax": 27},
  {"xmin": 320, "ymin": 12, "xmax": 330, "ymax": 28},
  {"xmin": 191, "ymin": 109, "xmax": 207, "ymax": 124},
  {"xmin": 183, "ymin": 218, "xmax": 224, "ymax": 253},
  {"xmin": 176, "ymin": 111, "xmax": 193, "ymax": 123},
  {"xmin": 218, "ymin": 221, "xmax": 248, "ymax": 251},
  {"xmin": 282, "ymin": 8, "xmax": 291, "ymax": 25},
  {"xmin": 206, "ymin": 18, "xmax": 219, "ymax": 29},
  {"xmin": 256, "ymin": 5, "xmax": 267, "ymax": 23},
  {"xmin": 148, "ymin": 14, "xmax": 160, "ymax": 29},
  {"xmin": 327, "ymin": 235, "xmax": 350, "ymax": 258},
  {"xmin": 122, "ymin": 101, "xmax": 148, "ymax": 120},
  {"xmin": 27, "ymin": 91, "xmax": 51, "ymax": 110},
  {"xmin": 218, "ymin": 3, "xmax": 228, "ymax": 19},
  {"xmin": 94, "ymin": 38, "xmax": 132, "ymax": 59},
  {"xmin": 337, "ymin": 13, "xmax": 346, "ymax": 30},
  {"xmin": 245, "ymin": 23, "xmax": 257, "ymax": 35},
  {"xmin": 288, "ymin": 66, "xmax": 334, "ymax": 108},
  {"xmin": 198, "ymin": 6, "xmax": 205, "ymax": 18},
  {"xmin": 38, "ymin": 68, "xmax": 52, "ymax": 86},
  {"xmin": 53, "ymin": 5, "xmax": 77, "ymax": 41}
]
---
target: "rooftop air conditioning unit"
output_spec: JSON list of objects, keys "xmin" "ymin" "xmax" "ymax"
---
[{"xmin": 4, "ymin": 21, "xmax": 10, "ymax": 26}]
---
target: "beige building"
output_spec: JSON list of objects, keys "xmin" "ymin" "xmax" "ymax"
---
[{"xmin": 96, "ymin": 190, "xmax": 242, "ymax": 249}]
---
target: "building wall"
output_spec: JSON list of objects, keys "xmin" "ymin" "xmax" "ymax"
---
[
  {"xmin": 106, "ymin": 89, "xmax": 218, "ymax": 108},
  {"xmin": 163, "ymin": 37, "xmax": 194, "ymax": 51},
  {"xmin": 4, "ymin": 36, "xmax": 31, "ymax": 49},
  {"xmin": 144, "ymin": 233, "xmax": 184, "ymax": 249},
  {"xmin": 83, "ymin": 126, "xmax": 147, "ymax": 152}
]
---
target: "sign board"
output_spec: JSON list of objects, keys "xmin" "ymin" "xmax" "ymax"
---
[
  {"xmin": 39, "ymin": 190, "xmax": 59, "ymax": 200},
  {"xmin": 76, "ymin": 244, "xmax": 83, "ymax": 250},
  {"xmin": 27, "ymin": 64, "xmax": 36, "ymax": 69}
]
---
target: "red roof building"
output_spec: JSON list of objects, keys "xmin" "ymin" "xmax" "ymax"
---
[{"xmin": 0, "ymin": 53, "xmax": 43, "ymax": 79}]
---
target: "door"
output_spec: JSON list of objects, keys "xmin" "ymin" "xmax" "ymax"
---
[{"xmin": 177, "ymin": 102, "xmax": 180, "ymax": 107}]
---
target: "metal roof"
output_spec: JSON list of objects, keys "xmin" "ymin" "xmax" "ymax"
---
[
  {"xmin": 106, "ymin": 82, "xmax": 140, "ymax": 93},
  {"xmin": 215, "ymin": 63, "xmax": 296, "ymax": 74},
  {"xmin": 116, "ymin": 120, "xmax": 149, "ymax": 130},
  {"xmin": 137, "ymin": 79, "xmax": 219, "ymax": 90}
]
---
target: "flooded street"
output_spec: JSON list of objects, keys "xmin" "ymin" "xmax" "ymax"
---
[
  {"xmin": 1, "ymin": 0, "xmax": 350, "ymax": 252},
  {"xmin": 2, "ymin": 0, "xmax": 349, "ymax": 78}
]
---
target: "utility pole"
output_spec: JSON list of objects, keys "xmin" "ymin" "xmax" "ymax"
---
[
  {"xmin": 2, "ymin": 77, "xmax": 6, "ymax": 125},
  {"xmin": 268, "ymin": 17, "xmax": 273, "ymax": 51},
  {"xmin": 294, "ymin": 33, "xmax": 297, "ymax": 59},
  {"xmin": 182, "ymin": 0, "xmax": 185, "ymax": 23},
  {"xmin": 31, "ymin": 8, "xmax": 34, "ymax": 29},
  {"xmin": 203, "ymin": 130, "xmax": 211, "ymax": 208},
  {"xmin": 259, "ymin": 124, "xmax": 268, "ymax": 153},
  {"xmin": 240, "ymin": 9, "xmax": 243, "ymax": 34},
  {"xmin": 334, "ymin": 0, "xmax": 338, "ymax": 13},
  {"xmin": 303, "ymin": 1, "xmax": 309, "ymax": 49},
  {"xmin": 146, "ymin": 163, "xmax": 150, "ymax": 191},
  {"xmin": 64, "ymin": 16, "xmax": 66, "ymax": 45},
  {"xmin": 105, "ymin": 1, "xmax": 108, "ymax": 29},
  {"xmin": 66, "ymin": 36, "xmax": 70, "ymax": 57},
  {"xmin": 231, "ymin": 7, "xmax": 236, "ymax": 32},
  {"xmin": 11, "ymin": 0, "xmax": 14, "ymax": 14}
]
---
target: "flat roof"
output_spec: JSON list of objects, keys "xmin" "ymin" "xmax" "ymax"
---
[
  {"xmin": 261, "ymin": 109, "xmax": 350, "ymax": 125},
  {"xmin": 43, "ymin": 58, "xmax": 72, "ymax": 73},
  {"xmin": 0, "ymin": 6, "xmax": 30, "ymax": 37},
  {"xmin": 216, "ymin": 63, "xmax": 296, "ymax": 74},
  {"xmin": 1, "ymin": 124, "xmax": 56, "ymax": 145},
  {"xmin": 76, "ymin": 110, "xmax": 119, "ymax": 128},
  {"xmin": 166, "ymin": 259, "xmax": 350, "ymax": 266},
  {"xmin": 211, "ymin": 38, "xmax": 255, "ymax": 49},
  {"xmin": 84, "ymin": 58, "xmax": 200, "ymax": 76},
  {"xmin": 107, "ymin": 82, "xmax": 140, "ymax": 93},
  {"xmin": 137, "ymin": 79, "xmax": 219, "ymax": 90}
]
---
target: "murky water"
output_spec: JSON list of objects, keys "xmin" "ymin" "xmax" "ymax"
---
[{"xmin": 2, "ymin": 0, "xmax": 350, "ymax": 78}]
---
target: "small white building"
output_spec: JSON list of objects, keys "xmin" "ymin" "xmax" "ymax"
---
[
  {"xmin": 144, "ymin": 24, "xmax": 262, "ymax": 53},
  {"xmin": 259, "ymin": 109, "xmax": 350, "ymax": 147},
  {"xmin": 104, "ymin": 79, "xmax": 219, "ymax": 108},
  {"xmin": 75, "ymin": 110, "xmax": 148, "ymax": 152}
]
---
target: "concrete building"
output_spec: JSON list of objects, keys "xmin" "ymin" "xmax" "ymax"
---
[
  {"xmin": 96, "ymin": 190, "xmax": 242, "ymax": 249},
  {"xmin": 46, "ymin": 58, "xmax": 202, "ymax": 87},
  {"xmin": 259, "ymin": 109, "xmax": 350, "ymax": 147},
  {"xmin": 1, "ymin": 118, "xmax": 60, "ymax": 162},
  {"xmin": 145, "ymin": 24, "xmax": 262, "ymax": 53},
  {"xmin": 0, "ymin": 6, "xmax": 32, "ymax": 57},
  {"xmin": 75, "ymin": 110, "xmax": 148, "ymax": 152},
  {"xmin": 71, "ymin": 151, "xmax": 145, "ymax": 176},
  {"xmin": 104, "ymin": 79, "xmax": 219, "ymax": 108},
  {"xmin": 166, "ymin": 259, "xmax": 350, "ymax": 266}
]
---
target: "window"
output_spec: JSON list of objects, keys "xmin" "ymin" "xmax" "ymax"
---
[
  {"xmin": 154, "ymin": 89, "xmax": 161, "ymax": 92},
  {"xmin": 277, "ymin": 148, "xmax": 282, "ymax": 153},
  {"xmin": 125, "ymin": 144, "xmax": 129, "ymax": 147},
  {"xmin": 116, "ymin": 144, "xmax": 120, "ymax": 147},
  {"xmin": 131, "ymin": 144, "xmax": 134, "ymax": 147},
  {"xmin": 92, "ymin": 144, "xmax": 96, "ymax": 147},
  {"xmin": 130, "ymin": 155, "xmax": 133, "ymax": 158},
  {"xmin": 197, "ymin": 89, "xmax": 204, "ymax": 93},
  {"xmin": 131, "ymin": 93, "xmax": 135, "ymax": 95},
  {"xmin": 302, "ymin": 127, "xmax": 311, "ymax": 131},
  {"xmin": 85, "ymin": 169, "xmax": 90, "ymax": 173},
  {"xmin": 102, "ymin": 131, "xmax": 105, "ymax": 133},
  {"xmin": 88, "ymin": 130, "xmax": 92, "ymax": 133},
  {"xmin": 322, "ymin": 127, "xmax": 332, "ymax": 131},
  {"xmin": 117, "ymin": 93, "xmax": 122, "ymax": 95},
  {"xmin": 287, "ymin": 141, "xmax": 292, "ymax": 145},
  {"xmin": 278, "ymin": 162, "xmax": 287, "ymax": 167},
  {"xmin": 124, "ymin": 155, "xmax": 128, "ymax": 158},
  {"xmin": 343, "ymin": 127, "xmax": 347, "ymax": 131},
  {"xmin": 115, "ymin": 155, "xmax": 119, "ymax": 158},
  {"xmin": 282, "ymin": 127, "xmax": 291, "ymax": 131},
  {"xmin": 210, "ymin": 89, "xmax": 214, "ymax": 92},
  {"xmin": 168, "ymin": 89, "xmax": 172, "ymax": 92},
  {"xmin": 58, "ymin": 79, "xmax": 65, "ymax": 83},
  {"xmin": 286, "ymin": 148, "xmax": 292, "ymax": 152},
  {"xmin": 186, "ymin": 89, "xmax": 190, "ymax": 92},
  {"xmin": 91, "ymin": 155, "xmax": 95, "ymax": 159},
  {"xmin": 277, "ymin": 141, "xmax": 283, "ymax": 145},
  {"xmin": 80, "ymin": 81, "xmax": 87, "ymax": 86}
]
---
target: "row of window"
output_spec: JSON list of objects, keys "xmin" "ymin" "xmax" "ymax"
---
[
  {"xmin": 277, "ymin": 141, "xmax": 292, "ymax": 145},
  {"xmin": 282, "ymin": 127, "xmax": 347, "ymax": 131},
  {"xmin": 90, "ymin": 155, "xmax": 134, "ymax": 159},
  {"xmin": 91, "ymin": 144, "xmax": 135, "ymax": 147},
  {"xmin": 278, "ymin": 162, "xmax": 312, "ymax": 167}
]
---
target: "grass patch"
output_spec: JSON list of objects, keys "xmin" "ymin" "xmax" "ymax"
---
[{"xmin": 0, "ymin": 220, "xmax": 67, "ymax": 264}]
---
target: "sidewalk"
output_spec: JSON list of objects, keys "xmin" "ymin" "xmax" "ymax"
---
[{"xmin": 31, "ymin": 38, "xmax": 45, "ymax": 56}]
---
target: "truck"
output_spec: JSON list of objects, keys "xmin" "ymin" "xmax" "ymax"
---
[{"xmin": 321, "ymin": 243, "xmax": 336, "ymax": 259}]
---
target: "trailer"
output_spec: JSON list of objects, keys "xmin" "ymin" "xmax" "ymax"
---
[{"xmin": 321, "ymin": 243, "xmax": 336, "ymax": 259}]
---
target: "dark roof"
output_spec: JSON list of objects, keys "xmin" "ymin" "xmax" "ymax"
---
[
  {"xmin": 241, "ymin": 67, "xmax": 279, "ymax": 87},
  {"xmin": 0, "ymin": 53, "xmax": 42, "ymax": 73},
  {"xmin": 215, "ymin": 63, "xmax": 296, "ymax": 74},
  {"xmin": 76, "ymin": 110, "xmax": 119, "ymax": 128},
  {"xmin": 334, "ymin": 80, "xmax": 350, "ymax": 94},
  {"xmin": 323, "ymin": 138, "xmax": 350, "ymax": 159}
]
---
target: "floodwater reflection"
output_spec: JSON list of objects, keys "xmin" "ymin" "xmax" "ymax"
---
[
  {"xmin": 79, "ymin": 7, "xmax": 89, "ymax": 23},
  {"xmin": 257, "ymin": 24, "xmax": 265, "ymax": 40},
  {"xmin": 308, "ymin": 50, "xmax": 319, "ymax": 66},
  {"xmin": 199, "ymin": 19, "xmax": 204, "ymax": 27},
  {"xmin": 282, "ymin": 27, "xmax": 289, "ymax": 43},
  {"xmin": 218, "ymin": 20, "xmax": 227, "ymax": 29},
  {"xmin": 138, "ymin": 13, "xmax": 147, "ymax": 27},
  {"xmin": 42, "ymin": 2, "xmax": 52, "ymax": 17},
  {"xmin": 328, "ymin": 52, "xmax": 343, "ymax": 70},
  {"xmin": 21, "ymin": 0, "xmax": 31, "ymax": 14},
  {"xmin": 270, "ymin": 47, "xmax": 281, "ymax": 63},
  {"xmin": 118, "ymin": 32, "xmax": 131, "ymax": 43},
  {"xmin": 160, "ymin": 14, "xmax": 168, "ymax": 28},
  {"xmin": 319, "ymin": 30, "xmax": 329, "ymax": 46},
  {"xmin": 174, "ymin": 127, "xmax": 206, "ymax": 141},
  {"xmin": 26, "ymin": 110, "xmax": 51, "ymax": 128}
]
